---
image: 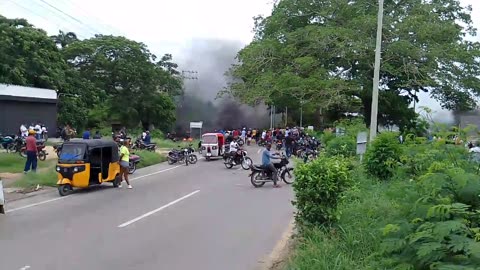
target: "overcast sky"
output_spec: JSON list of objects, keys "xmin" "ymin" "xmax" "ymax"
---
[{"xmin": 2, "ymin": 0, "xmax": 479, "ymax": 119}]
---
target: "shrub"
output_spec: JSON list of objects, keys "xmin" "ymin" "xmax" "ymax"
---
[
  {"xmin": 325, "ymin": 136, "xmax": 356, "ymax": 157},
  {"xmin": 380, "ymin": 167, "xmax": 480, "ymax": 269},
  {"xmin": 293, "ymin": 155, "xmax": 353, "ymax": 228},
  {"xmin": 134, "ymin": 150, "xmax": 167, "ymax": 168},
  {"xmin": 363, "ymin": 132, "xmax": 402, "ymax": 180},
  {"xmin": 321, "ymin": 129, "xmax": 335, "ymax": 146}
]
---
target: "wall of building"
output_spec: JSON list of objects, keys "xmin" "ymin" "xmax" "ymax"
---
[{"xmin": 0, "ymin": 100, "xmax": 57, "ymax": 135}]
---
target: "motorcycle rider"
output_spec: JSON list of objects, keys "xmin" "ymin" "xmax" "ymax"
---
[
  {"xmin": 262, "ymin": 142, "xmax": 281, "ymax": 188},
  {"xmin": 229, "ymin": 139, "xmax": 239, "ymax": 165}
]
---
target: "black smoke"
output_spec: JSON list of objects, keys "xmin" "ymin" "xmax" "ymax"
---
[{"xmin": 173, "ymin": 39, "xmax": 269, "ymax": 136}]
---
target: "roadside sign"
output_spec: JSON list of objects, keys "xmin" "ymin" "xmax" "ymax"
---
[
  {"xmin": 307, "ymin": 126, "xmax": 314, "ymax": 131},
  {"xmin": 336, "ymin": 127, "xmax": 346, "ymax": 137},
  {"xmin": 190, "ymin": 122, "xmax": 203, "ymax": 129},
  {"xmin": 0, "ymin": 180, "xmax": 5, "ymax": 214},
  {"xmin": 356, "ymin": 132, "xmax": 368, "ymax": 160}
]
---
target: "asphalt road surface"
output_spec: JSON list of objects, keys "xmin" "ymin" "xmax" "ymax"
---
[{"xmin": 0, "ymin": 146, "xmax": 294, "ymax": 270}]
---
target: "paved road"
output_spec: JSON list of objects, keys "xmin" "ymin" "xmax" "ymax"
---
[{"xmin": 0, "ymin": 146, "xmax": 294, "ymax": 270}]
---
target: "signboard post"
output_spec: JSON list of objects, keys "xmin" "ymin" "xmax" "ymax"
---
[
  {"xmin": 189, "ymin": 121, "xmax": 203, "ymax": 138},
  {"xmin": 0, "ymin": 180, "xmax": 5, "ymax": 214},
  {"xmin": 356, "ymin": 132, "xmax": 368, "ymax": 161}
]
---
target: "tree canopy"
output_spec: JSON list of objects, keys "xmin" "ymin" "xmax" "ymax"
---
[
  {"xmin": 0, "ymin": 15, "xmax": 182, "ymax": 131},
  {"xmin": 224, "ymin": 0, "xmax": 480, "ymax": 130}
]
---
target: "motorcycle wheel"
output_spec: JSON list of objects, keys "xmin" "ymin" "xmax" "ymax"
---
[
  {"xmin": 188, "ymin": 154, "xmax": 198, "ymax": 164},
  {"xmin": 250, "ymin": 171, "xmax": 266, "ymax": 188},
  {"xmin": 224, "ymin": 157, "xmax": 234, "ymax": 169},
  {"xmin": 38, "ymin": 151, "xmax": 47, "ymax": 161},
  {"xmin": 20, "ymin": 149, "xmax": 27, "ymax": 158},
  {"xmin": 241, "ymin": 157, "xmax": 253, "ymax": 170},
  {"xmin": 128, "ymin": 162, "xmax": 136, "ymax": 174},
  {"xmin": 167, "ymin": 157, "xmax": 176, "ymax": 165},
  {"xmin": 282, "ymin": 168, "xmax": 295, "ymax": 184},
  {"xmin": 7, "ymin": 144, "xmax": 16, "ymax": 153}
]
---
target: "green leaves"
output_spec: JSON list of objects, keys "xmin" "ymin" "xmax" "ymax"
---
[{"xmin": 293, "ymin": 155, "xmax": 353, "ymax": 228}]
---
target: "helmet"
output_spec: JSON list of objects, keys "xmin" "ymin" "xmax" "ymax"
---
[{"xmin": 28, "ymin": 129, "xmax": 36, "ymax": 135}]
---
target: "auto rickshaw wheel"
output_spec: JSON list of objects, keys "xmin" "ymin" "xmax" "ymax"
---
[{"xmin": 58, "ymin": 184, "xmax": 73, "ymax": 196}]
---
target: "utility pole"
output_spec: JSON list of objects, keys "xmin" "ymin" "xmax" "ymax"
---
[{"xmin": 369, "ymin": 0, "xmax": 384, "ymax": 142}]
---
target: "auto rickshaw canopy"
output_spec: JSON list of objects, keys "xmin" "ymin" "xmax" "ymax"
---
[{"xmin": 59, "ymin": 139, "xmax": 119, "ymax": 163}]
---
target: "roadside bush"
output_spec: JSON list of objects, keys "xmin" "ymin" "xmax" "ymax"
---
[
  {"xmin": 363, "ymin": 132, "xmax": 402, "ymax": 180},
  {"xmin": 134, "ymin": 150, "xmax": 167, "ymax": 168},
  {"xmin": 379, "ymin": 167, "xmax": 480, "ymax": 269},
  {"xmin": 325, "ymin": 136, "xmax": 356, "ymax": 157},
  {"xmin": 293, "ymin": 155, "xmax": 353, "ymax": 228},
  {"xmin": 320, "ymin": 129, "xmax": 335, "ymax": 146}
]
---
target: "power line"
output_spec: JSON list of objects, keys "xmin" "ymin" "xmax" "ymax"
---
[
  {"xmin": 33, "ymin": 0, "xmax": 100, "ymax": 35},
  {"xmin": 56, "ymin": 0, "xmax": 126, "ymax": 36}
]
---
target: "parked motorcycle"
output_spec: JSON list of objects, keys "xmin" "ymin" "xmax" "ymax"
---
[
  {"xmin": 20, "ymin": 143, "xmax": 48, "ymax": 161},
  {"xmin": 223, "ymin": 149, "xmax": 252, "ymax": 170},
  {"xmin": 0, "ymin": 134, "xmax": 15, "ymax": 152},
  {"xmin": 129, "ymin": 154, "xmax": 141, "ymax": 174},
  {"xmin": 248, "ymin": 154, "xmax": 294, "ymax": 187},
  {"xmin": 131, "ymin": 137, "xmax": 156, "ymax": 152},
  {"xmin": 53, "ymin": 143, "xmax": 63, "ymax": 157},
  {"xmin": 167, "ymin": 146, "xmax": 197, "ymax": 166}
]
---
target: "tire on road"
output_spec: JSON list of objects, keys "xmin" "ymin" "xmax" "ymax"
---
[
  {"xmin": 241, "ymin": 157, "xmax": 253, "ymax": 170},
  {"xmin": 281, "ymin": 167, "xmax": 295, "ymax": 184},
  {"xmin": 58, "ymin": 184, "xmax": 73, "ymax": 196},
  {"xmin": 128, "ymin": 162, "xmax": 136, "ymax": 174},
  {"xmin": 250, "ymin": 171, "xmax": 266, "ymax": 188},
  {"xmin": 188, "ymin": 154, "xmax": 198, "ymax": 164}
]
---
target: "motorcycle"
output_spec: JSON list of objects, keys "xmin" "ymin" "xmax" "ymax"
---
[
  {"xmin": 0, "ymin": 134, "xmax": 15, "ymax": 152},
  {"xmin": 53, "ymin": 143, "xmax": 63, "ymax": 157},
  {"xmin": 167, "ymin": 146, "xmax": 197, "ymax": 166},
  {"xmin": 129, "ymin": 154, "xmax": 141, "ymax": 174},
  {"xmin": 131, "ymin": 137, "xmax": 156, "ymax": 152},
  {"xmin": 248, "ymin": 154, "xmax": 295, "ymax": 187},
  {"xmin": 223, "ymin": 149, "xmax": 252, "ymax": 170},
  {"xmin": 20, "ymin": 143, "xmax": 48, "ymax": 161}
]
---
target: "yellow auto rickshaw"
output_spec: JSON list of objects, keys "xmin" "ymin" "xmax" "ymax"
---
[{"xmin": 56, "ymin": 139, "xmax": 121, "ymax": 196}]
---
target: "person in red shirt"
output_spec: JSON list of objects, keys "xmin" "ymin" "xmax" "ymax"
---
[{"xmin": 24, "ymin": 130, "xmax": 38, "ymax": 173}]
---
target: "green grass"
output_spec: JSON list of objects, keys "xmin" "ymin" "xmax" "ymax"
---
[
  {"xmin": 153, "ymin": 138, "xmax": 200, "ymax": 149},
  {"xmin": 0, "ymin": 153, "xmax": 55, "ymax": 173},
  {"xmin": 286, "ymin": 169, "xmax": 413, "ymax": 270},
  {"xmin": 13, "ymin": 168, "xmax": 58, "ymax": 188},
  {"xmin": 133, "ymin": 150, "xmax": 167, "ymax": 169}
]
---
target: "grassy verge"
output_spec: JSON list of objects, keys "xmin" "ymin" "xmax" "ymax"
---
[
  {"xmin": 153, "ymin": 138, "xmax": 199, "ymax": 149},
  {"xmin": 286, "ymin": 169, "xmax": 412, "ymax": 269},
  {"xmin": 0, "ymin": 153, "xmax": 56, "ymax": 173},
  {"xmin": 134, "ymin": 150, "xmax": 167, "ymax": 169},
  {"xmin": 13, "ymin": 168, "xmax": 58, "ymax": 188}
]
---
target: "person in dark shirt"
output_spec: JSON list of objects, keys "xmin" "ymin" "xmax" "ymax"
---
[
  {"xmin": 144, "ymin": 131, "xmax": 151, "ymax": 144},
  {"xmin": 93, "ymin": 131, "xmax": 102, "ymax": 139},
  {"xmin": 24, "ymin": 130, "xmax": 38, "ymax": 173},
  {"xmin": 285, "ymin": 135, "xmax": 294, "ymax": 158}
]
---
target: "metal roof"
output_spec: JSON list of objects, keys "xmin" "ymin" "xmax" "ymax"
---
[
  {"xmin": 64, "ymin": 139, "xmax": 119, "ymax": 149},
  {"xmin": 0, "ymin": 84, "xmax": 57, "ymax": 100}
]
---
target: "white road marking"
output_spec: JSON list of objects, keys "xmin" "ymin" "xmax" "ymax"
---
[
  {"xmin": 6, "ymin": 165, "xmax": 182, "ymax": 213},
  {"xmin": 257, "ymin": 149, "xmax": 262, "ymax": 154},
  {"xmin": 19, "ymin": 266, "xmax": 31, "ymax": 270},
  {"xmin": 130, "ymin": 165, "xmax": 181, "ymax": 181},
  {"xmin": 6, "ymin": 197, "xmax": 68, "ymax": 213},
  {"xmin": 118, "ymin": 190, "xmax": 200, "ymax": 228}
]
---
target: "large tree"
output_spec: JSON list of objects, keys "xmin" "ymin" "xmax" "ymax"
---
[
  {"xmin": 224, "ymin": 0, "xmax": 480, "ymax": 129},
  {"xmin": 62, "ymin": 35, "xmax": 183, "ymax": 130}
]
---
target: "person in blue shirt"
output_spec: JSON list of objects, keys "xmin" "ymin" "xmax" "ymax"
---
[
  {"xmin": 262, "ymin": 142, "xmax": 281, "ymax": 188},
  {"xmin": 144, "ymin": 131, "xmax": 151, "ymax": 144},
  {"xmin": 82, "ymin": 128, "xmax": 90, "ymax": 139}
]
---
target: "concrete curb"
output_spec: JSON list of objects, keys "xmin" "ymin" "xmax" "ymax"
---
[{"xmin": 257, "ymin": 218, "xmax": 295, "ymax": 270}]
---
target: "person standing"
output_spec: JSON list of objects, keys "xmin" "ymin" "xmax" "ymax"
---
[
  {"xmin": 24, "ymin": 130, "xmax": 38, "ymax": 174},
  {"xmin": 93, "ymin": 131, "xmax": 102, "ymax": 139},
  {"xmin": 118, "ymin": 140, "xmax": 132, "ymax": 189}
]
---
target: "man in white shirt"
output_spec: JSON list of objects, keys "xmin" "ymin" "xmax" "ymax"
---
[
  {"xmin": 229, "ymin": 140, "xmax": 239, "ymax": 165},
  {"xmin": 20, "ymin": 124, "xmax": 28, "ymax": 137}
]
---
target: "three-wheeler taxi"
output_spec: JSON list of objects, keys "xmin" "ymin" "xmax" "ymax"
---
[
  {"xmin": 56, "ymin": 139, "xmax": 121, "ymax": 196},
  {"xmin": 201, "ymin": 133, "xmax": 225, "ymax": 161}
]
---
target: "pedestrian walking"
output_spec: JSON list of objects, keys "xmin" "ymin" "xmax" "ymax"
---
[
  {"xmin": 118, "ymin": 139, "xmax": 132, "ymax": 189},
  {"xmin": 24, "ymin": 130, "xmax": 38, "ymax": 174}
]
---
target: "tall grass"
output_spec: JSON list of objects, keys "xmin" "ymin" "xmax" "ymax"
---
[
  {"xmin": 0, "ymin": 153, "xmax": 55, "ymax": 173},
  {"xmin": 287, "ymin": 169, "xmax": 413, "ymax": 269},
  {"xmin": 133, "ymin": 150, "xmax": 167, "ymax": 168},
  {"xmin": 13, "ymin": 169, "xmax": 58, "ymax": 188}
]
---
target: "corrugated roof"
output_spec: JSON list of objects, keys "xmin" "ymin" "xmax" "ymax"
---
[{"xmin": 0, "ymin": 84, "xmax": 57, "ymax": 100}]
